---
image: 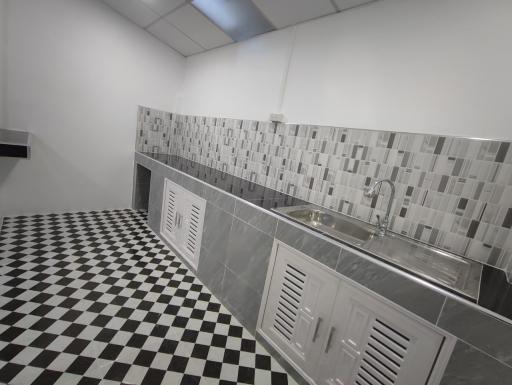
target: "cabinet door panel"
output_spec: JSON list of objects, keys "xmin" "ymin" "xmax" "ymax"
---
[
  {"xmin": 344, "ymin": 305, "xmax": 370, "ymax": 353},
  {"xmin": 180, "ymin": 195, "xmax": 205, "ymax": 269},
  {"xmin": 294, "ymin": 314, "xmax": 313, "ymax": 353},
  {"xmin": 335, "ymin": 348, "xmax": 358, "ymax": 385},
  {"xmin": 302, "ymin": 279, "xmax": 323, "ymax": 316},
  {"xmin": 318, "ymin": 282, "xmax": 444, "ymax": 385},
  {"xmin": 160, "ymin": 179, "xmax": 206, "ymax": 270},
  {"xmin": 160, "ymin": 179, "xmax": 181, "ymax": 245},
  {"xmin": 261, "ymin": 243, "xmax": 339, "ymax": 377}
]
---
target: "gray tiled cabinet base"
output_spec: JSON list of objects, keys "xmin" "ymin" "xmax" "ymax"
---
[
  {"xmin": 136, "ymin": 152, "xmax": 271, "ymax": 335},
  {"xmin": 441, "ymin": 341, "xmax": 512, "ymax": 385},
  {"xmin": 132, "ymin": 164, "xmax": 151, "ymax": 211},
  {"xmin": 133, "ymin": 152, "xmax": 512, "ymax": 384}
]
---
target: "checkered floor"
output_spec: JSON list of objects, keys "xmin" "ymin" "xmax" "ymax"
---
[{"xmin": 0, "ymin": 209, "xmax": 296, "ymax": 385}]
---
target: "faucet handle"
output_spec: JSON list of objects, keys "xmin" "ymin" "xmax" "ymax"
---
[
  {"xmin": 376, "ymin": 214, "xmax": 387, "ymax": 227},
  {"xmin": 375, "ymin": 214, "xmax": 387, "ymax": 237}
]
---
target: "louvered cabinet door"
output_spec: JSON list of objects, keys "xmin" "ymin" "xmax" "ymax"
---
[
  {"xmin": 178, "ymin": 192, "xmax": 206, "ymax": 270},
  {"xmin": 261, "ymin": 243, "xmax": 339, "ymax": 377},
  {"xmin": 160, "ymin": 179, "xmax": 181, "ymax": 245},
  {"xmin": 317, "ymin": 282, "xmax": 444, "ymax": 385},
  {"xmin": 160, "ymin": 179, "xmax": 206, "ymax": 270}
]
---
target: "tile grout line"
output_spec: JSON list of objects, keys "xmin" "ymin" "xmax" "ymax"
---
[
  {"xmin": 458, "ymin": 337, "xmax": 512, "ymax": 371},
  {"xmin": 435, "ymin": 296, "xmax": 447, "ymax": 326}
]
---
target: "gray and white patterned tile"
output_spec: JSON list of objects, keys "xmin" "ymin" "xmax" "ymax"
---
[{"xmin": 137, "ymin": 106, "xmax": 512, "ymax": 271}]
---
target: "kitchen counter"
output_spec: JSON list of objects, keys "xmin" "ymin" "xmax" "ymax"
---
[
  {"xmin": 141, "ymin": 152, "xmax": 308, "ymax": 209},
  {"xmin": 137, "ymin": 151, "xmax": 512, "ymax": 322}
]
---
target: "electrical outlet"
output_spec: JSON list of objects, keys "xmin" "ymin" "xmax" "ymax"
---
[{"xmin": 269, "ymin": 113, "xmax": 286, "ymax": 123}]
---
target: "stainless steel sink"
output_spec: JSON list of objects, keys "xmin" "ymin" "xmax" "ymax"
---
[
  {"xmin": 274, "ymin": 204, "xmax": 482, "ymax": 300},
  {"xmin": 276, "ymin": 205, "xmax": 375, "ymax": 245}
]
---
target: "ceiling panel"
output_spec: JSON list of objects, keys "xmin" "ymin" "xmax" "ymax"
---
[
  {"xmin": 333, "ymin": 0, "xmax": 377, "ymax": 12},
  {"xmin": 191, "ymin": 0, "xmax": 274, "ymax": 42},
  {"xmin": 102, "ymin": 0, "xmax": 159, "ymax": 28},
  {"xmin": 166, "ymin": 5, "xmax": 233, "ymax": 50},
  {"xmin": 140, "ymin": 0, "xmax": 187, "ymax": 16},
  {"xmin": 103, "ymin": 0, "xmax": 381, "ymax": 56},
  {"xmin": 252, "ymin": 0, "xmax": 336, "ymax": 29},
  {"xmin": 147, "ymin": 19, "xmax": 204, "ymax": 56}
]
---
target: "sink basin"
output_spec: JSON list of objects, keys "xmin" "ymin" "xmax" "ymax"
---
[
  {"xmin": 274, "ymin": 205, "xmax": 374, "ymax": 245},
  {"xmin": 273, "ymin": 204, "xmax": 482, "ymax": 300}
]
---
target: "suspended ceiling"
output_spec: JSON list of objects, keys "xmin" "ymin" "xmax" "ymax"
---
[{"xmin": 101, "ymin": 0, "xmax": 377, "ymax": 56}]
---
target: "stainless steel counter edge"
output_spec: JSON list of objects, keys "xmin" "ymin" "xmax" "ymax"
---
[{"xmin": 134, "ymin": 151, "xmax": 512, "ymax": 328}]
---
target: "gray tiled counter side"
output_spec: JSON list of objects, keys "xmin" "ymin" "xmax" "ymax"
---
[{"xmin": 134, "ymin": 151, "xmax": 512, "ymax": 385}]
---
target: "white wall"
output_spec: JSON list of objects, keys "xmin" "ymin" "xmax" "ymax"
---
[
  {"xmin": 0, "ymin": 0, "xmax": 6, "ymax": 128},
  {"xmin": 179, "ymin": 28, "xmax": 294, "ymax": 121},
  {"xmin": 2, "ymin": 0, "xmax": 510, "ymax": 217},
  {"xmin": 180, "ymin": 0, "xmax": 512, "ymax": 140},
  {"xmin": 0, "ymin": 0, "xmax": 186, "ymax": 217}
]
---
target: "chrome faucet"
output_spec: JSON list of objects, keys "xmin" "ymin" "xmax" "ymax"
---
[{"xmin": 364, "ymin": 179, "xmax": 395, "ymax": 237}]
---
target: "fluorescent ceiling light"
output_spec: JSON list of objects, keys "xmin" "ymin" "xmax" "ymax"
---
[{"xmin": 191, "ymin": 0, "xmax": 274, "ymax": 42}]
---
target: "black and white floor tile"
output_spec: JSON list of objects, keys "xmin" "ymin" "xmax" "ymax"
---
[{"xmin": 0, "ymin": 209, "xmax": 296, "ymax": 385}]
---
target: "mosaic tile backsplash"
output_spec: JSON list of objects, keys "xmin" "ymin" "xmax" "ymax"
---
[{"xmin": 136, "ymin": 106, "xmax": 512, "ymax": 276}]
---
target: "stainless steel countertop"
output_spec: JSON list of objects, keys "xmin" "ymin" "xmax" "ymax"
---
[{"xmin": 273, "ymin": 204, "xmax": 482, "ymax": 300}]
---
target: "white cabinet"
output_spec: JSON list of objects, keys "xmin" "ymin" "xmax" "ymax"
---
[
  {"xmin": 260, "ymin": 243, "xmax": 339, "ymax": 378},
  {"xmin": 160, "ymin": 179, "xmax": 205, "ymax": 269},
  {"xmin": 317, "ymin": 282, "xmax": 444, "ymax": 385},
  {"xmin": 259, "ymin": 241, "xmax": 452, "ymax": 385}
]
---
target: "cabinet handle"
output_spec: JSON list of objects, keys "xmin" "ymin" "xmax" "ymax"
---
[
  {"xmin": 324, "ymin": 327, "xmax": 336, "ymax": 353},
  {"xmin": 312, "ymin": 317, "xmax": 322, "ymax": 342},
  {"xmin": 174, "ymin": 212, "xmax": 178, "ymax": 228}
]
